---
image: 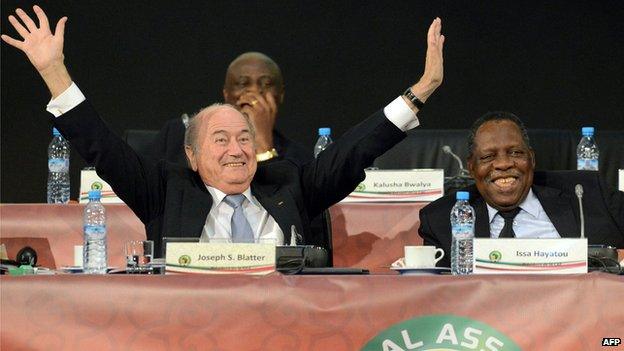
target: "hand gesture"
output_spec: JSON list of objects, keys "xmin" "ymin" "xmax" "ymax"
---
[
  {"xmin": 2, "ymin": 5, "xmax": 71, "ymax": 97},
  {"xmin": 411, "ymin": 18, "xmax": 445, "ymax": 103},
  {"xmin": 2, "ymin": 6, "xmax": 67, "ymax": 73},
  {"xmin": 237, "ymin": 92, "xmax": 278, "ymax": 153}
]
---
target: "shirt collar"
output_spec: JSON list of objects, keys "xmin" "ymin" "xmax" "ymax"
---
[
  {"xmin": 486, "ymin": 188, "xmax": 541, "ymax": 223},
  {"xmin": 205, "ymin": 185, "xmax": 254, "ymax": 207}
]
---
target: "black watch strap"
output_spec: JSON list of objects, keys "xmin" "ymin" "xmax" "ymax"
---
[{"xmin": 403, "ymin": 87, "xmax": 425, "ymax": 110}]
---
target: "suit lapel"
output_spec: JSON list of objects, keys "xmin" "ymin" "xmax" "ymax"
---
[
  {"xmin": 472, "ymin": 195, "xmax": 491, "ymax": 238},
  {"xmin": 178, "ymin": 174, "xmax": 213, "ymax": 238},
  {"xmin": 532, "ymin": 185, "xmax": 580, "ymax": 238},
  {"xmin": 252, "ymin": 182, "xmax": 303, "ymax": 245}
]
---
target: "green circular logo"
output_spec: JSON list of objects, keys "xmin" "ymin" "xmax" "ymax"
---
[
  {"xmin": 356, "ymin": 183, "xmax": 366, "ymax": 192},
  {"xmin": 362, "ymin": 314, "xmax": 521, "ymax": 351},
  {"xmin": 178, "ymin": 255, "xmax": 191, "ymax": 266},
  {"xmin": 489, "ymin": 251, "xmax": 502, "ymax": 262},
  {"xmin": 90, "ymin": 181, "xmax": 103, "ymax": 190}
]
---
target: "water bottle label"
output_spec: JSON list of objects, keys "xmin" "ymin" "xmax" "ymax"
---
[
  {"xmin": 451, "ymin": 224, "xmax": 473, "ymax": 237},
  {"xmin": 84, "ymin": 225, "xmax": 106, "ymax": 239},
  {"xmin": 48, "ymin": 158, "xmax": 69, "ymax": 172},
  {"xmin": 577, "ymin": 158, "xmax": 598, "ymax": 171}
]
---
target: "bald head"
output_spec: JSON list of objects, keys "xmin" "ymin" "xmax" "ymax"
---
[{"xmin": 185, "ymin": 103, "xmax": 255, "ymax": 152}]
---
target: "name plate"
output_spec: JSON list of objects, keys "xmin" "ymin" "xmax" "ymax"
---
[
  {"xmin": 165, "ymin": 242, "xmax": 276, "ymax": 275},
  {"xmin": 473, "ymin": 238, "xmax": 588, "ymax": 274},
  {"xmin": 79, "ymin": 169, "xmax": 123, "ymax": 203},
  {"xmin": 341, "ymin": 169, "xmax": 444, "ymax": 202}
]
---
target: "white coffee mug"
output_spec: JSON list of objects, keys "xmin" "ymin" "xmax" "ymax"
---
[{"xmin": 404, "ymin": 246, "xmax": 444, "ymax": 268}]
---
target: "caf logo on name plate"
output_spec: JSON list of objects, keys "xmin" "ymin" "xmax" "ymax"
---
[
  {"xmin": 90, "ymin": 182, "xmax": 103, "ymax": 190},
  {"xmin": 356, "ymin": 183, "xmax": 366, "ymax": 192},
  {"xmin": 362, "ymin": 314, "xmax": 521, "ymax": 351},
  {"xmin": 178, "ymin": 255, "xmax": 191, "ymax": 266},
  {"xmin": 489, "ymin": 251, "xmax": 502, "ymax": 262}
]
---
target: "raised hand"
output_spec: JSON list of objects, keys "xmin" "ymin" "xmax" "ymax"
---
[
  {"xmin": 1, "ymin": 5, "xmax": 71, "ymax": 97},
  {"xmin": 237, "ymin": 92, "xmax": 278, "ymax": 153},
  {"xmin": 412, "ymin": 17, "xmax": 445, "ymax": 103}
]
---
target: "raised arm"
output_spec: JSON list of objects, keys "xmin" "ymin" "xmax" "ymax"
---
[
  {"xmin": 300, "ymin": 18, "xmax": 446, "ymax": 217},
  {"xmin": 1, "ymin": 5, "xmax": 71, "ymax": 98},
  {"xmin": 407, "ymin": 17, "xmax": 445, "ymax": 110}
]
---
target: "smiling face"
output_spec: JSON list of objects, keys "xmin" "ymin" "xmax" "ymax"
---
[
  {"xmin": 468, "ymin": 120, "xmax": 535, "ymax": 211},
  {"xmin": 184, "ymin": 106, "xmax": 257, "ymax": 194}
]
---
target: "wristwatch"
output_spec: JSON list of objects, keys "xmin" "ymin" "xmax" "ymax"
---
[
  {"xmin": 256, "ymin": 148, "xmax": 278, "ymax": 162},
  {"xmin": 403, "ymin": 87, "xmax": 425, "ymax": 110}
]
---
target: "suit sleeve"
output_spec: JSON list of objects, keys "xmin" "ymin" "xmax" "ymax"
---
[
  {"xmin": 419, "ymin": 207, "xmax": 442, "ymax": 248},
  {"xmin": 600, "ymin": 175, "xmax": 624, "ymax": 243},
  {"xmin": 299, "ymin": 110, "xmax": 406, "ymax": 217},
  {"xmin": 52, "ymin": 101, "xmax": 165, "ymax": 224}
]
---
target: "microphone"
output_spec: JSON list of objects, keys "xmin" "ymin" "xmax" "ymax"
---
[
  {"xmin": 575, "ymin": 184, "xmax": 585, "ymax": 239},
  {"xmin": 16, "ymin": 246, "xmax": 38, "ymax": 266},
  {"xmin": 442, "ymin": 145, "xmax": 468, "ymax": 177}
]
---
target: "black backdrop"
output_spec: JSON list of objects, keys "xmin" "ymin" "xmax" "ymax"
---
[{"xmin": 2, "ymin": 0, "xmax": 623, "ymax": 203}]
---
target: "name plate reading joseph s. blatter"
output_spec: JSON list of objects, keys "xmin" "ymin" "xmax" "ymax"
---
[
  {"xmin": 341, "ymin": 169, "xmax": 444, "ymax": 202},
  {"xmin": 473, "ymin": 238, "xmax": 588, "ymax": 274},
  {"xmin": 165, "ymin": 242, "xmax": 276, "ymax": 275}
]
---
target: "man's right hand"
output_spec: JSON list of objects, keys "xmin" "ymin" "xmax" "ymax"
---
[{"xmin": 1, "ymin": 5, "xmax": 71, "ymax": 98}]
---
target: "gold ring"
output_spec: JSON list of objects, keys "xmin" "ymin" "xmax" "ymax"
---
[{"xmin": 251, "ymin": 100, "xmax": 258, "ymax": 106}]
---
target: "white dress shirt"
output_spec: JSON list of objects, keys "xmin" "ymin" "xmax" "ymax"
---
[
  {"xmin": 487, "ymin": 189, "xmax": 561, "ymax": 239},
  {"xmin": 200, "ymin": 186, "xmax": 284, "ymax": 244},
  {"xmin": 47, "ymin": 83, "xmax": 420, "ymax": 244}
]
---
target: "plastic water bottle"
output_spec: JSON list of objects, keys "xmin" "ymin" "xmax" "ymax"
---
[
  {"xmin": 47, "ymin": 127, "xmax": 70, "ymax": 203},
  {"xmin": 83, "ymin": 190, "xmax": 108, "ymax": 274},
  {"xmin": 576, "ymin": 127, "xmax": 599, "ymax": 171},
  {"xmin": 450, "ymin": 191, "xmax": 475, "ymax": 275},
  {"xmin": 313, "ymin": 127, "xmax": 333, "ymax": 158}
]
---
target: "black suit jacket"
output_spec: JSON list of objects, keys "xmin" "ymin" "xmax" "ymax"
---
[
  {"xmin": 146, "ymin": 117, "xmax": 312, "ymax": 166},
  {"xmin": 419, "ymin": 170, "xmax": 624, "ymax": 267},
  {"xmin": 54, "ymin": 101, "xmax": 405, "ymax": 256}
]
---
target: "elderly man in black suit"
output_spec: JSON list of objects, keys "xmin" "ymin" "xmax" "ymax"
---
[
  {"xmin": 419, "ymin": 111, "xmax": 624, "ymax": 267},
  {"xmin": 2, "ymin": 6, "xmax": 445, "ymax": 256}
]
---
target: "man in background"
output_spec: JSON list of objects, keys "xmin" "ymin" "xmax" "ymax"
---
[{"xmin": 148, "ymin": 52, "xmax": 310, "ymax": 166}]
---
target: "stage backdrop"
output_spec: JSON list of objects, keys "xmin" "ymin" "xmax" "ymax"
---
[{"xmin": 2, "ymin": 0, "xmax": 623, "ymax": 203}]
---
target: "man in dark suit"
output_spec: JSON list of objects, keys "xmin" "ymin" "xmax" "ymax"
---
[
  {"xmin": 2, "ymin": 7, "xmax": 445, "ymax": 256},
  {"xmin": 147, "ymin": 52, "xmax": 310, "ymax": 166},
  {"xmin": 419, "ymin": 111, "xmax": 624, "ymax": 267}
]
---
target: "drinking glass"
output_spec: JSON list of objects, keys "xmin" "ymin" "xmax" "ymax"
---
[{"xmin": 125, "ymin": 240, "xmax": 154, "ymax": 274}]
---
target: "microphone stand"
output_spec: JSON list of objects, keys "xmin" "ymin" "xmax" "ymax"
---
[{"xmin": 442, "ymin": 145, "xmax": 474, "ymax": 193}]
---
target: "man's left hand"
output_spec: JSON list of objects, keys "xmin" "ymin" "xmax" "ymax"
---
[{"xmin": 238, "ymin": 92, "xmax": 278, "ymax": 153}]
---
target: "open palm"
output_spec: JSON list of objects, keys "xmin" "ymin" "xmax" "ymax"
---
[{"xmin": 1, "ymin": 5, "xmax": 67, "ymax": 73}]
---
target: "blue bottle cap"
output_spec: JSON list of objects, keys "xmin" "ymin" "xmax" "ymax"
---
[
  {"xmin": 456, "ymin": 191, "xmax": 469, "ymax": 200},
  {"xmin": 581, "ymin": 127, "xmax": 594, "ymax": 136},
  {"xmin": 52, "ymin": 127, "xmax": 61, "ymax": 136},
  {"xmin": 318, "ymin": 127, "xmax": 331, "ymax": 136},
  {"xmin": 88, "ymin": 190, "xmax": 102, "ymax": 200}
]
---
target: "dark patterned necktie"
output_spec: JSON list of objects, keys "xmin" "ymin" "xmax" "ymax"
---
[{"xmin": 498, "ymin": 207, "xmax": 522, "ymax": 238}]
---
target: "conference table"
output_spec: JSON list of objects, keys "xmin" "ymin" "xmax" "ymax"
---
[
  {"xmin": 1, "ymin": 203, "xmax": 623, "ymax": 350},
  {"xmin": 1, "ymin": 273, "xmax": 622, "ymax": 350},
  {"xmin": 0, "ymin": 202, "xmax": 426, "ymax": 272}
]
